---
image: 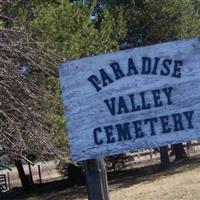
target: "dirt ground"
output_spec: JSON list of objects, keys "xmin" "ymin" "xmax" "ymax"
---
[{"xmin": 4, "ymin": 155, "xmax": 200, "ymax": 200}]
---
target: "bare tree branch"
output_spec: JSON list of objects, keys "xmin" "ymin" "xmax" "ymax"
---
[{"xmin": 0, "ymin": 27, "xmax": 64, "ymax": 161}]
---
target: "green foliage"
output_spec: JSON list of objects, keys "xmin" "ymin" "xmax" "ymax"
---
[
  {"xmin": 31, "ymin": 0, "xmax": 127, "ymax": 59},
  {"xmin": 42, "ymin": 76, "xmax": 68, "ymax": 151},
  {"xmin": 107, "ymin": 0, "xmax": 200, "ymax": 47},
  {"xmin": 1, "ymin": 0, "xmax": 57, "ymax": 27},
  {"xmin": 2, "ymin": 0, "xmax": 200, "ymax": 161},
  {"xmin": 25, "ymin": 1, "xmax": 127, "ymax": 154},
  {"xmin": 57, "ymin": 159, "xmax": 69, "ymax": 176}
]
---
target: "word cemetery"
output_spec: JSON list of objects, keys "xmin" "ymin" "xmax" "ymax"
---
[
  {"xmin": 59, "ymin": 38, "xmax": 200, "ymax": 161},
  {"xmin": 93, "ymin": 110, "xmax": 194, "ymax": 145}
]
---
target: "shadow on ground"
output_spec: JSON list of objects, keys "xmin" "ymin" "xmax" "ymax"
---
[
  {"xmin": 2, "ymin": 155, "xmax": 200, "ymax": 200},
  {"xmin": 108, "ymin": 155, "xmax": 200, "ymax": 190},
  {"xmin": 2, "ymin": 179, "xmax": 86, "ymax": 200}
]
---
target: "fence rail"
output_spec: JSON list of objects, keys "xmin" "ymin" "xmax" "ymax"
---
[{"xmin": 0, "ymin": 174, "xmax": 7, "ymax": 191}]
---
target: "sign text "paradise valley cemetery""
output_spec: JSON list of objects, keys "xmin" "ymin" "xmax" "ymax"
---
[{"xmin": 59, "ymin": 38, "xmax": 200, "ymax": 161}]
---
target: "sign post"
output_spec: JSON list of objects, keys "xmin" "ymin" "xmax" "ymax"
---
[
  {"xmin": 84, "ymin": 158, "xmax": 109, "ymax": 200},
  {"xmin": 59, "ymin": 37, "xmax": 200, "ymax": 199}
]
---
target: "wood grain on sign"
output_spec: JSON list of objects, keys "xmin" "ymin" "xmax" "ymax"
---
[{"xmin": 59, "ymin": 38, "xmax": 200, "ymax": 161}]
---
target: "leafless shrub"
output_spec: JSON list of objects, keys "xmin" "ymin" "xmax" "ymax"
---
[{"xmin": 0, "ymin": 27, "xmax": 63, "ymax": 161}]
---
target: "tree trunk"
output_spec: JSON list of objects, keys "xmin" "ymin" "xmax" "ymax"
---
[
  {"xmin": 173, "ymin": 143, "xmax": 187, "ymax": 161},
  {"xmin": 14, "ymin": 160, "xmax": 30, "ymax": 191},
  {"xmin": 160, "ymin": 145, "xmax": 170, "ymax": 169}
]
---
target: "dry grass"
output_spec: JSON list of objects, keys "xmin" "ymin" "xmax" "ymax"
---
[
  {"xmin": 5, "ymin": 155, "xmax": 200, "ymax": 200},
  {"xmin": 110, "ymin": 161, "xmax": 200, "ymax": 200}
]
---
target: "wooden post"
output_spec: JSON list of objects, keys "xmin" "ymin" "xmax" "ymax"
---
[
  {"xmin": 84, "ymin": 158, "xmax": 109, "ymax": 200},
  {"xmin": 160, "ymin": 145, "xmax": 170, "ymax": 169},
  {"xmin": 7, "ymin": 172, "xmax": 11, "ymax": 190},
  {"xmin": 150, "ymin": 148, "xmax": 153, "ymax": 160},
  {"xmin": 28, "ymin": 163, "xmax": 33, "ymax": 185},
  {"xmin": 38, "ymin": 165, "xmax": 42, "ymax": 184}
]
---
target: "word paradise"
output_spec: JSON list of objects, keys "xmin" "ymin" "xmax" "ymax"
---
[
  {"xmin": 88, "ymin": 56, "xmax": 183, "ymax": 92},
  {"xmin": 87, "ymin": 56, "xmax": 195, "ymax": 146}
]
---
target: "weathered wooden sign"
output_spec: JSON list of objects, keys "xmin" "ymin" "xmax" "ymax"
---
[{"xmin": 59, "ymin": 38, "xmax": 200, "ymax": 161}]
